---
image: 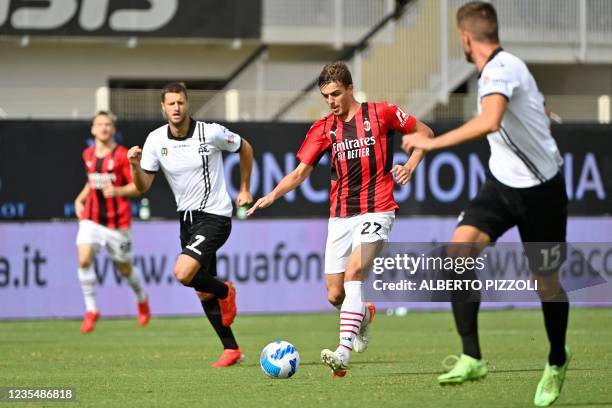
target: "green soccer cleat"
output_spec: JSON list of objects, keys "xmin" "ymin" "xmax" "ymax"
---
[
  {"xmin": 437, "ymin": 354, "xmax": 487, "ymax": 385},
  {"xmin": 534, "ymin": 346, "xmax": 572, "ymax": 407}
]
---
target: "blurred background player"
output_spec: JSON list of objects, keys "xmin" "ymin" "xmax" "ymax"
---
[
  {"xmin": 74, "ymin": 111, "xmax": 150, "ymax": 334},
  {"xmin": 247, "ymin": 62, "xmax": 433, "ymax": 376},
  {"xmin": 403, "ymin": 2, "xmax": 570, "ymax": 406},
  {"xmin": 127, "ymin": 82, "xmax": 254, "ymax": 367}
]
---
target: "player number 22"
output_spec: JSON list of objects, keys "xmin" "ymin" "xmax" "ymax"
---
[
  {"xmin": 361, "ymin": 222, "xmax": 382, "ymax": 235},
  {"xmin": 186, "ymin": 235, "xmax": 206, "ymax": 255}
]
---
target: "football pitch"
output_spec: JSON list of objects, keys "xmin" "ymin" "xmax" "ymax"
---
[{"xmin": 1, "ymin": 308, "xmax": 610, "ymax": 408}]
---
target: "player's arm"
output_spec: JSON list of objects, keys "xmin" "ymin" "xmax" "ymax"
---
[
  {"xmin": 393, "ymin": 119, "xmax": 433, "ymax": 185},
  {"xmin": 402, "ymin": 94, "xmax": 507, "ymax": 152},
  {"xmin": 246, "ymin": 162, "xmax": 313, "ymax": 216},
  {"xmin": 105, "ymin": 150, "xmax": 146, "ymax": 198},
  {"xmin": 236, "ymin": 138, "xmax": 254, "ymax": 207},
  {"xmin": 127, "ymin": 146, "xmax": 156, "ymax": 193},
  {"xmin": 543, "ymin": 100, "xmax": 563, "ymax": 125},
  {"xmin": 74, "ymin": 182, "xmax": 90, "ymax": 219}
]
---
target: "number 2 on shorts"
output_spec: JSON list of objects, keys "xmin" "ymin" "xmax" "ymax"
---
[
  {"xmin": 186, "ymin": 234, "xmax": 206, "ymax": 255},
  {"xmin": 361, "ymin": 221, "xmax": 382, "ymax": 235}
]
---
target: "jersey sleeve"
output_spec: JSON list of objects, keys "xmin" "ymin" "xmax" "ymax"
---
[
  {"xmin": 480, "ymin": 66, "xmax": 519, "ymax": 100},
  {"xmin": 296, "ymin": 119, "xmax": 331, "ymax": 166},
  {"xmin": 140, "ymin": 133, "xmax": 159, "ymax": 173},
  {"xmin": 381, "ymin": 103, "xmax": 417, "ymax": 134},
  {"xmin": 209, "ymin": 123, "xmax": 242, "ymax": 153}
]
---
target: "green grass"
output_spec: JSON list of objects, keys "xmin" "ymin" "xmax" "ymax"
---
[{"xmin": 1, "ymin": 308, "xmax": 611, "ymax": 408}]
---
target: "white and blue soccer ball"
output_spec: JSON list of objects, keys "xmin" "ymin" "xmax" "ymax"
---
[{"xmin": 260, "ymin": 341, "xmax": 300, "ymax": 379}]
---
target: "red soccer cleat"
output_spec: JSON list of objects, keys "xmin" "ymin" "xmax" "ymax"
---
[
  {"xmin": 80, "ymin": 310, "xmax": 100, "ymax": 334},
  {"xmin": 137, "ymin": 299, "xmax": 151, "ymax": 326},
  {"xmin": 331, "ymin": 370, "xmax": 347, "ymax": 378},
  {"xmin": 218, "ymin": 282, "xmax": 237, "ymax": 327},
  {"xmin": 366, "ymin": 303, "xmax": 376, "ymax": 324},
  {"xmin": 211, "ymin": 348, "xmax": 244, "ymax": 368}
]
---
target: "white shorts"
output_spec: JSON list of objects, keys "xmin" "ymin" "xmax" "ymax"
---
[
  {"xmin": 324, "ymin": 211, "xmax": 395, "ymax": 275},
  {"xmin": 76, "ymin": 220, "xmax": 133, "ymax": 263}
]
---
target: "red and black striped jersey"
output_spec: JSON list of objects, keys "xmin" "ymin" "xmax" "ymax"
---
[
  {"xmin": 297, "ymin": 102, "xmax": 417, "ymax": 218},
  {"xmin": 82, "ymin": 145, "xmax": 132, "ymax": 229}
]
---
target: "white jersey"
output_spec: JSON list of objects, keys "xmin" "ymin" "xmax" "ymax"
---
[
  {"xmin": 478, "ymin": 48, "xmax": 563, "ymax": 188},
  {"xmin": 140, "ymin": 119, "xmax": 241, "ymax": 217}
]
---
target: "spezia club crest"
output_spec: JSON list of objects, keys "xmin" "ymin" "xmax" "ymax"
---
[{"xmin": 198, "ymin": 144, "xmax": 209, "ymax": 156}]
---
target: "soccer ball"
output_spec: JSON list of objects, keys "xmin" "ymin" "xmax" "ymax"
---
[{"xmin": 260, "ymin": 341, "xmax": 300, "ymax": 379}]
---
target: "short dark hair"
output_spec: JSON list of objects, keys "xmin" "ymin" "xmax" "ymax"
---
[
  {"xmin": 161, "ymin": 82, "xmax": 188, "ymax": 102},
  {"xmin": 92, "ymin": 110, "xmax": 116, "ymax": 126},
  {"xmin": 457, "ymin": 1, "xmax": 499, "ymax": 43},
  {"xmin": 318, "ymin": 62, "xmax": 353, "ymax": 89}
]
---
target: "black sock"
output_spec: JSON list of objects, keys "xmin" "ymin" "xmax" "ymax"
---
[
  {"xmin": 449, "ymin": 262, "xmax": 482, "ymax": 360},
  {"xmin": 451, "ymin": 301, "xmax": 482, "ymax": 360},
  {"xmin": 541, "ymin": 289, "xmax": 569, "ymax": 366},
  {"xmin": 201, "ymin": 298, "xmax": 238, "ymax": 350},
  {"xmin": 187, "ymin": 271, "xmax": 228, "ymax": 299}
]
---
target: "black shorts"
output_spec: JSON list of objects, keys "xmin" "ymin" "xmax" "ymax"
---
[
  {"xmin": 458, "ymin": 172, "xmax": 568, "ymax": 274},
  {"xmin": 179, "ymin": 211, "xmax": 232, "ymax": 276}
]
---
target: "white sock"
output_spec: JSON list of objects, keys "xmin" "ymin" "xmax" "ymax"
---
[
  {"xmin": 78, "ymin": 266, "xmax": 97, "ymax": 312},
  {"xmin": 334, "ymin": 299, "xmax": 370, "ymax": 326},
  {"xmin": 125, "ymin": 267, "xmax": 146, "ymax": 302},
  {"xmin": 337, "ymin": 281, "xmax": 365, "ymax": 362},
  {"xmin": 347, "ymin": 304, "xmax": 370, "ymax": 330}
]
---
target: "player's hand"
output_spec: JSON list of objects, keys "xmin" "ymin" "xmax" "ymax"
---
[
  {"xmin": 102, "ymin": 182, "xmax": 118, "ymax": 198},
  {"xmin": 402, "ymin": 133, "xmax": 434, "ymax": 153},
  {"xmin": 245, "ymin": 195, "xmax": 274, "ymax": 217},
  {"xmin": 74, "ymin": 200, "xmax": 85, "ymax": 219},
  {"xmin": 236, "ymin": 190, "xmax": 253, "ymax": 207},
  {"xmin": 127, "ymin": 146, "xmax": 142, "ymax": 166},
  {"xmin": 391, "ymin": 164, "xmax": 415, "ymax": 185}
]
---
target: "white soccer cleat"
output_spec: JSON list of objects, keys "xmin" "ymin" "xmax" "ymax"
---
[
  {"xmin": 353, "ymin": 332, "xmax": 368, "ymax": 353},
  {"xmin": 353, "ymin": 303, "xmax": 376, "ymax": 353},
  {"xmin": 321, "ymin": 349, "xmax": 349, "ymax": 372}
]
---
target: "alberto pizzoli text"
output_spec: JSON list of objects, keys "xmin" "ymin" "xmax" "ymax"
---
[{"xmin": 372, "ymin": 279, "xmax": 538, "ymax": 292}]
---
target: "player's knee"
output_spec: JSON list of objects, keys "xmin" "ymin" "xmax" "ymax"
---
[
  {"xmin": 173, "ymin": 265, "xmax": 194, "ymax": 285},
  {"xmin": 536, "ymin": 282, "xmax": 561, "ymax": 301},
  {"xmin": 446, "ymin": 242, "xmax": 479, "ymax": 259},
  {"xmin": 344, "ymin": 264, "xmax": 362, "ymax": 281},
  {"xmin": 196, "ymin": 291, "xmax": 215, "ymax": 302},
  {"xmin": 78, "ymin": 258, "xmax": 92, "ymax": 269},
  {"xmin": 446, "ymin": 245, "xmax": 467, "ymax": 259},
  {"xmin": 115, "ymin": 262, "xmax": 132, "ymax": 277},
  {"xmin": 327, "ymin": 289, "xmax": 345, "ymax": 306}
]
